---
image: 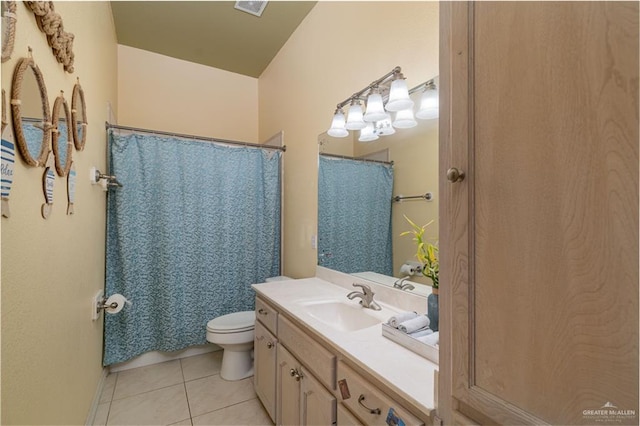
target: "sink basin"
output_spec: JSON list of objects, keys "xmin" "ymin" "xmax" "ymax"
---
[{"xmin": 300, "ymin": 300, "xmax": 383, "ymax": 332}]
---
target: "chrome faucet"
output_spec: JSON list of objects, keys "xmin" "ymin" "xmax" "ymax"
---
[
  {"xmin": 393, "ymin": 277, "xmax": 415, "ymax": 291},
  {"xmin": 347, "ymin": 283, "xmax": 381, "ymax": 310}
]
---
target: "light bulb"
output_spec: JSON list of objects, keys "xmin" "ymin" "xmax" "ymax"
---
[
  {"xmin": 376, "ymin": 116, "xmax": 396, "ymax": 136},
  {"xmin": 345, "ymin": 100, "xmax": 367, "ymax": 130},
  {"xmin": 327, "ymin": 109, "xmax": 348, "ymax": 138},
  {"xmin": 363, "ymin": 90, "xmax": 387, "ymax": 122},
  {"xmin": 393, "ymin": 108, "xmax": 417, "ymax": 129},
  {"xmin": 385, "ymin": 77, "xmax": 414, "ymax": 112},
  {"xmin": 359, "ymin": 122, "xmax": 379, "ymax": 142},
  {"xmin": 416, "ymin": 84, "xmax": 439, "ymax": 120}
]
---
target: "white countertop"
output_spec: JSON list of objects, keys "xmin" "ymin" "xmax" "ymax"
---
[{"xmin": 252, "ymin": 277, "xmax": 438, "ymax": 417}]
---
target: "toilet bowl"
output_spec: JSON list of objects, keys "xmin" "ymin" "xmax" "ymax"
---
[
  {"xmin": 206, "ymin": 311, "xmax": 256, "ymax": 381},
  {"xmin": 206, "ymin": 277, "xmax": 291, "ymax": 381}
]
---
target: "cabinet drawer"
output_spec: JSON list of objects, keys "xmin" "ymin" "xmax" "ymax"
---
[
  {"xmin": 337, "ymin": 403, "xmax": 362, "ymax": 425},
  {"xmin": 255, "ymin": 297, "xmax": 278, "ymax": 334},
  {"xmin": 337, "ymin": 362, "xmax": 423, "ymax": 426},
  {"xmin": 278, "ymin": 314, "xmax": 336, "ymax": 391}
]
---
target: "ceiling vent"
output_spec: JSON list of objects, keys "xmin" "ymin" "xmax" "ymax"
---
[{"xmin": 234, "ymin": 1, "xmax": 268, "ymax": 17}]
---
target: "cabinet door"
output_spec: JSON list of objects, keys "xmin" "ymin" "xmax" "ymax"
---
[
  {"xmin": 440, "ymin": 2, "xmax": 639, "ymax": 425},
  {"xmin": 277, "ymin": 345, "xmax": 301, "ymax": 425},
  {"xmin": 254, "ymin": 321, "xmax": 277, "ymax": 422},
  {"xmin": 300, "ymin": 365, "xmax": 336, "ymax": 426}
]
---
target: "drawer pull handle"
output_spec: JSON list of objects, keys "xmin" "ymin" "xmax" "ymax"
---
[
  {"xmin": 358, "ymin": 394, "xmax": 381, "ymax": 415},
  {"xmin": 289, "ymin": 368, "xmax": 302, "ymax": 381},
  {"xmin": 258, "ymin": 308, "xmax": 268, "ymax": 315},
  {"xmin": 266, "ymin": 341, "xmax": 274, "ymax": 349}
]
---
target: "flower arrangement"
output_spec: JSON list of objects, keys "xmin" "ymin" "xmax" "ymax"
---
[{"xmin": 400, "ymin": 215, "xmax": 439, "ymax": 289}]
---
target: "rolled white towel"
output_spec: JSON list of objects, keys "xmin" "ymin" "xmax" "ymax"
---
[
  {"xmin": 416, "ymin": 332, "xmax": 439, "ymax": 346},
  {"xmin": 410, "ymin": 328, "xmax": 434, "ymax": 338},
  {"xmin": 387, "ymin": 311, "xmax": 418, "ymax": 328},
  {"xmin": 397, "ymin": 315, "xmax": 430, "ymax": 333}
]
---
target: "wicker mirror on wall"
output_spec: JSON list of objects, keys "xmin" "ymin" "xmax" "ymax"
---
[
  {"xmin": 1, "ymin": 1, "xmax": 17, "ymax": 63},
  {"xmin": 71, "ymin": 79, "xmax": 86, "ymax": 150},
  {"xmin": 51, "ymin": 91, "xmax": 73, "ymax": 176},
  {"xmin": 11, "ymin": 54, "xmax": 51, "ymax": 167}
]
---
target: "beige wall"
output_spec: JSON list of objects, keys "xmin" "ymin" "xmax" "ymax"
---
[
  {"xmin": 259, "ymin": 1, "xmax": 439, "ymax": 278},
  {"xmin": 1, "ymin": 2, "xmax": 117, "ymax": 424},
  {"xmin": 117, "ymin": 45, "xmax": 259, "ymax": 142}
]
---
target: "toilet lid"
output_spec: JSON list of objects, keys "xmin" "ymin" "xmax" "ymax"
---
[{"xmin": 207, "ymin": 310, "xmax": 255, "ymax": 332}]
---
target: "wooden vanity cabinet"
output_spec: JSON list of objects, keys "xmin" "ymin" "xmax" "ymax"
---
[
  {"xmin": 255, "ymin": 295, "xmax": 428, "ymax": 426},
  {"xmin": 254, "ymin": 320, "xmax": 277, "ymax": 422},
  {"xmin": 440, "ymin": 2, "xmax": 639, "ymax": 425},
  {"xmin": 336, "ymin": 362, "xmax": 423, "ymax": 426},
  {"xmin": 277, "ymin": 344, "xmax": 337, "ymax": 425}
]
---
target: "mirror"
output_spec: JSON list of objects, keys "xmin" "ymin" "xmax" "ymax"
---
[
  {"xmin": 1, "ymin": 1, "xmax": 17, "ymax": 63},
  {"xmin": 11, "ymin": 55, "xmax": 51, "ymax": 167},
  {"xmin": 71, "ymin": 80, "xmax": 87, "ymax": 150},
  {"xmin": 51, "ymin": 92, "xmax": 73, "ymax": 176},
  {"xmin": 318, "ymin": 80, "xmax": 439, "ymax": 296}
]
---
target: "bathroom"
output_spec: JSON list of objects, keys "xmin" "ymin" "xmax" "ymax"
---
[{"xmin": 1, "ymin": 2, "xmax": 637, "ymax": 426}]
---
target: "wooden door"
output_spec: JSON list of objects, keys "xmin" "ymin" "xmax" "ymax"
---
[
  {"xmin": 277, "ymin": 345, "xmax": 301, "ymax": 425},
  {"xmin": 300, "ymin": 365, "xmax": 336, "ymax": 425},
  {"xmin": 439, "ymin": 2, "xmax": 639, "ymax": 425},
  {"xmin": 254, "ymin": 321, "xmax": 277, "ymax": 422}
]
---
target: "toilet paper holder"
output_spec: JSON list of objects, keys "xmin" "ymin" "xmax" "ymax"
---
[
  {"xmin": 96, "ymin": 298, "xmax": 118, "ymax": 312},
  {"xmin": 96, "ymin": 294, "xmax": 131, "ymax": 315}
]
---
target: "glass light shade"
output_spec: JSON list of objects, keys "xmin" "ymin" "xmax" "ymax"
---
[
  {"xmin": 363, "ymin": 92, "xmax": 387, "ymax": 122},
  {"xmin": 393, "ymin": 108, "xmax": 417, "ymax": 129},
  {"xmin": 415, "ymin": 87, "xmax": 439, "ymax": 119},
  {"xmin": 359, "ymin": 123, "xmax": 379, "ymax": 142},
  {"xmin": 385, "ymin": 78, "xmax": 414, "ymax": 112},
  {"xmin": 376, "ymin": 116, "xmax": 396, "ymax": 136},
  {"xmin": 345, "ymin": 102, "xmax": 367, "ymax": 130},
  {"xmin": 327, "ymin": 110, "xmax": 349, "ymax": 138}
]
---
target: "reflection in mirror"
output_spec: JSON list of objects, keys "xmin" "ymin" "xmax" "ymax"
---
[
  {"xmin": 71, "ymin": 79, "xmax": 87, "ymax": 150},
  {"xmin": 318, "ymin": 77, "xmax": 439, "ymax": 297},
  {"xmin": 52, "ymin": 92, "xmax": 73, "ymax": 176},
  {"xmin": 11, "ymin": 55, "xmax": 51, "ymax": 167},
  {"xmin": 318, "ymin": 154, "xmax": 394, "ymax": 275}
]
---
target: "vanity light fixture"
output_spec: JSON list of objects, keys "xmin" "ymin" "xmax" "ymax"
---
[
  {"xmin": 345, "ymin": 99, "xmax": 367, "ymax": 130},
  {"xmin": 392, "ymin": 108, "xmax": 418, "ymax": 129},
  {"xmin": 358, "ymin": 123, "xmax": 379, "ymax": 142},
  {"xmin": 385, "ymin": 70, "xmax": 414, "ymax": 112},
  {"xmin": 415, "ymin": 80, "xmax": 439, "ymax": 119},
  {"xmin": 326, "ymin": 66, "xmax": 438, "ymax": 141},
  {"xmin": 363, "ymin": 86, "xmax": 387, "ymax": 122},
  {"xmin": 327, "ymin": 108, "xmax": 348, "ymax": 137}
]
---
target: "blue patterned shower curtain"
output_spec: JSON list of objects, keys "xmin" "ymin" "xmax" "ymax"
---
[
  {"xmin": 104, "ymin": 130, "xmax": 281, "ymax": 366},
  {"xmin": 318, "ymin": 156, "xmax": 393, "ymax": 276}
]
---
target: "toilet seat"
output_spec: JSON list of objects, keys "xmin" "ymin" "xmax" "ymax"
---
[{"xmin": 207, "ymin": 311, "xmax": 255, "ymax": 334}]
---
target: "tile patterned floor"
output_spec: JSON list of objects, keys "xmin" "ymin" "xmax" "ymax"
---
[{"xmin": 93, "ymin": 351, "xmax": 273, "ymax": 426}]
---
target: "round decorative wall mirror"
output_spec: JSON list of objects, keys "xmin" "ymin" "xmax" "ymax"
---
[
  {"xmin": 1, "ymin": 88, "xmax": 7, "ymax": 135},
  {"xmin": 51, "ymin": 91, "xmax": 73, "ymax": 176},
  {"xmin": 71, "ymin": 79, "xmax": 87, "ymax": 150},
  {"xmin": 1, "ymin": 1, "xmax": 17, "ymax": 63},
  {"xmin": 11, "ymin": 54, "xmax": 51, "ymax": 167}
]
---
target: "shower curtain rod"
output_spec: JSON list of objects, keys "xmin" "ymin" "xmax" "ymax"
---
[
  {"xmin": 105, "ymin": 122, "xmax": 286, "ymax": 152},
  {"xmin": 320, "ymin": 152, "xmax": 393, "ymax": 166}
]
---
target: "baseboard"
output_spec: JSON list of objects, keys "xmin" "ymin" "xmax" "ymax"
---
[
  {"xmin": 109, "ymin": 344, "xmax": 220, "ymax": 373},
  {"xmin": 85, "ymin": 367, "xmax": 109, "ymax": 426}
]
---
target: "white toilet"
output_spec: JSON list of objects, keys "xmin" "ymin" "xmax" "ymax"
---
[
  {"xmin": 206, "ymin": 276, "xmax": 291, "ymax": 381},
  {"xmin": 206, "ymin": 310, "xmax": 256, "ymax": 381}
]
